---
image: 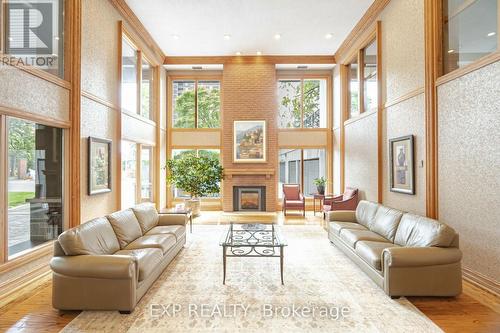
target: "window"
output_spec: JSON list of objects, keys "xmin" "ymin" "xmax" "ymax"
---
[
  {"xmin": 172, "ymin": 80, "xmax": 221, "ymax": 128},
  {"xmin": 442, "ymin": 0, "xmax": 498, "ymax": 74},
  {"xmin": 121, "ymin": 36, "xmax": 155, "ymax": 120},
  {"xmin": 7, "ymin": 117, "xmax": 64, "ymax": 258},
  {"xmin": 347, "ymin": 37, "xmax": 378, "ymax": 119},
  {"xmin": 278, "ymin": 78, "xmax": 327, "ymax": 128},
  {"xmin": 170, "ymin": 149, "xmax": 221, "ymax": 198},
  {"xmin": 2, "ymin": 0, "xmax": 65, "ymax": 78},
  {"xmin": 278, "ymin": 148, "xmax": 326, "ymax": 198},
  {"xmin": 141, "ymin": 146, "xmax": 153, "ymax": 201},
  {"xmin": 121, "ymin": 141, "xmax": 137, "ymax": 208}
]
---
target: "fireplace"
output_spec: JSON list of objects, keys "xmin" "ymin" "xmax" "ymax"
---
[{"xmin": 233, "ymin": 186, "xmax": 266, "ymax": 212}]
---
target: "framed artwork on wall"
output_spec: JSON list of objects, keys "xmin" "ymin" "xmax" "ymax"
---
[
  {"xmin": 88, "ymin": 137, "xmax": 112, "ymax": 195},
  {"xmin": 389, "ymin": 135, "xmax": 415, "ymax": 195},
  {"xmin": 233, "ymin": 120, "xmax": 267, "ymax": 163}
]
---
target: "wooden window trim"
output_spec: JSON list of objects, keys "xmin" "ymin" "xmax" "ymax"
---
[
  {"xmin": 168, "ymin": 76, "xmax": 222, "ymax": 130},
  {"xmin": 277, "ymin": 74, "xmax": 332, "ymax": 130}
]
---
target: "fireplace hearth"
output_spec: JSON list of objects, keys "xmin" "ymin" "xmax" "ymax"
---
[{"xmin": 233, "ymin": 186, "xmax": 266, "ymax": 211}]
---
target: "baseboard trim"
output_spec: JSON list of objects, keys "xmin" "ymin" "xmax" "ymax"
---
[
  {"xmin": 462, "ymin": 267, "xmax": 499, "ymax": 297},
  {"xmin": 0, "ymin": 264, "xmax": 51, "ymax": 309}
]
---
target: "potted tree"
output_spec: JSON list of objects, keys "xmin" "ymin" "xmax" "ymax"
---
[
  {"xmin": 166, "ymin": 153, "xmax": 223, "ymax": 216},
  {"xmin": 313, "ymin": 177, "xmax": 327, "ymax": 195}
]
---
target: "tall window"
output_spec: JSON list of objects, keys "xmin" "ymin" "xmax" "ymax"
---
[
  {"xmin": 7, "ymin": 117, "xmax": 63, "ymax": 258},
  {"xmin": 347, "ymin": 37, "xmax": 378, "ymax": 119},
  {"xmin": 172, "ymin": 80, "xmax": 221, "ymax": 128},
  {"xmin": 140, "ymin": 146, "xmax": 153, "ymax": 201},
  {"xmin": 170, "ymin": 149, "xmax": 221, "ymax": 198},
  {"xmin": 121, "ymin": 36, "xmax": 155, "ymax": 120},
  {"xmin": 442, "ymin": 0, "xmax": 498, "ymax": 74},
  {"xmin": 121, "ymin": 141, "xmax": 155, "ymax": 208},
  {"xmin": 2, "ymin": 0, "xmax": 65, "ymax": 78},
  {"xmin": 278, "ymin": 148, "xmax": 326, "ymax": 198},
  {"xmin": 278, "ymin": 78, "xmax": 327, "ymax": 128}
]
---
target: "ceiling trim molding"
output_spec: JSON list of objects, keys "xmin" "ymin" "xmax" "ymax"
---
[
  {"xmin": 334, "ymin": 0, "xmax": 390, "ymax": 63},
  {"xmin": 164, "ymin": 55, "xmax": 336, "ymax": 65},
  {"xmin": 109, "ymin": 0, "xmax": 165, "ymax": 62}
]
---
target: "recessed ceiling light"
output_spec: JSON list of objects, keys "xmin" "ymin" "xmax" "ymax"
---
[
  {"xmin": 325, "ymin": 33, "xmax": 333, "ymax": 39},
  {"xmin": 236, "ymin": 51, "xmax": 241, "ymax": 56},
  {"xmin": 487, "ymin": 32, "xmax": 496, "ymax": 37},
  {"xmin": 274, "ymin": 33, "xmax": 281, "ymax": 40},
  {"xmin": 54, "ymin": 36, "xmax": 60, "ymax": 40},
  {"xmin": 224, "ymin": 34, "xmax": 231, "ymax": 40},
  {"xmin": 171, "ymin": 34, "xmax": 180, "ymax": 40},
  {"xmin": 447, "ymin": 49, "xmax": 455, "ymax": 53},
  {"xmin": 8, "ymin": 37, "xmax": 13, "ymax": 41},
  {"xmin": 256, "ymin": 51, "xmax": 262, "ymax": 55}
]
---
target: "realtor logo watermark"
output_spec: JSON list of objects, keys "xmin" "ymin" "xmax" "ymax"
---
[
  {"xmin": 150, "ymin": 303, "xmax": 351, "ymax": 320},
  {"xmin": 1, "ymin": 1, "xmax": 59, "ymax": 70}
]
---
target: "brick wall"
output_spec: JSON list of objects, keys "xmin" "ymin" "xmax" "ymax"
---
[{"xmin": 222, "ymin": 61, "xmax": 277, "ymax": 211}]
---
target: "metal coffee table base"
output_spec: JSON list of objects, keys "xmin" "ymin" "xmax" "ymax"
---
[{"xmin": 222, "ymin": 245, "xmax": 285, "ymax": 285}]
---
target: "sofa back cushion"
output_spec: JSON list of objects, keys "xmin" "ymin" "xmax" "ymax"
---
[
  {"xmin": 370, "ymin": 205, "xmax": 404, "ymax": 242},
  {"xmin": 107, "ymin": 209, "xmax": 143, "ymax": 249},
  {"xmin": 355, "ymin": 200, "xmax": 379, "ymax": 228},
  {"xmin": 132, "ymin": 203, "xmax": 159, "ymax": 233},
  {"xmin": 395, "ymin": 213, "xmax": 457, "ymax": 247},
  {"xmin": 58, "ymin": 217, "xmax": 120, "ymax": 255}
]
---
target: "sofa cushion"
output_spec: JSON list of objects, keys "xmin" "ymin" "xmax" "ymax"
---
[
  {"xmin": 125, "ymin": 234, "xmax": 177, "ymax": 254},
  {"xmin": 114, "ymin": 248, "xmax": 163, "ymax": 282},
  {"xmin": 394, "ymin": 213, "xmax": 457, "ymax": 247},
  {"xmin": 58, "ymin": 217, "xmax": 120, "ymax": 255},
  {"xmin": 339, "ymin": 229, "xmax": 391, "ymax": 248},
  {"xmin": 343, "ymin": 188, "xmax": 357, "ymax": 201},
  {"xmin": 370, "ymin": 206, "xmax": 404, "ymax": 242},
  {"xmin": 132, "ymin": 203, "xmax": 159, "ymax": 233},
  {"xmin": 355, "ymin": 241, "xmax": 399, "ymax": 271},
  {"xmin": 355, "ymin": 200, "xmax": 379, "ymax": 228},
  {"xmin": 329, "ymin": 221, "xmax": 367, "ymax": 235},
  {"xmin": 107, "ymin": 209, "xmax": 143, "ymax": 249},
  {"xmin": 285, "ymin": 200, "xmax": 304, "ymax": 207},
  {"xmin": 146, "ymin": 225, "xmax": 185, "ymax": 241}
]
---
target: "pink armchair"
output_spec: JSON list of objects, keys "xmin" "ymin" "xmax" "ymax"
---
[
  {"xmin": 282, "ymin": 184, "xmax": 305, "ymax": 216},
  {"xmin": 323, "ymin": 187, "xmax": 359, "ymax": 218}
]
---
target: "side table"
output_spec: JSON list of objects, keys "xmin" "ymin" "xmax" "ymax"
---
[
  {"xmin": 312, "ymin": 194, "xmax": 325, "ymax": 216},
  {"xmin": 159, "ymin": 208, "xmax": 193, "ymax": 233}
]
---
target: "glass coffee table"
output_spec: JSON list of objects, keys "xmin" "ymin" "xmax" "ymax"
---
[{"xmin": 220, "ymin": 223, "xmax": 287, "ymax": 285}]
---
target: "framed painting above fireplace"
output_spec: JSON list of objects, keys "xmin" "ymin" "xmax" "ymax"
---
[{"xmin": 233, "ymin": 120, "xmax": 266, "ymax": 163}]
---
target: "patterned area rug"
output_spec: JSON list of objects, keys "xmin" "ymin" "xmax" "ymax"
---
[{"xmin": 62, "ymin": 225, "xmax": 442, "ymax": 332}]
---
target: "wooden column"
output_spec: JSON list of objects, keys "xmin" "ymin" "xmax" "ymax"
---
[
  {"xmin": 339, "ymin": 65, "xmax": 349, "ymax": 193},
  {"xmin": 424, "ymin": 0, "xmax": 440, "ymax": 219},
  {"xmin": 376, "ymin": 21, "xmax": 383, "ymax": 204},
  {"xmin": 69, "ymin": 0, "xmax": 82, "ymax": 227}
]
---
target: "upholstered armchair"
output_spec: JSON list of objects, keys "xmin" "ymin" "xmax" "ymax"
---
[
  {"xmin": 323, "ymin": 187, "xmax": 359, "ymax": 218},
  {"xmin": 282, "ymin": 184, "xmax": 305, "ymax": 216}
]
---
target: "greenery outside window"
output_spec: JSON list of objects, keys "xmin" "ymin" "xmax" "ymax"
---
[
  {"xmin": 121, "ymin": 141, "xmax": 155, "ymax": 208},
  {"xmin": 121, "ymin": 35, "xmax": 155, "ymax": 120},
  {"xmin": 442, "ymin": 0, "xmax": 499, "ymax": 74},
  {"xmin": 172, "ymin": 80, "xmax": 221, "ymax": 128},
  {"xmin": 278, "ymin": 78, "xmax": 327, "ymax": 128}
]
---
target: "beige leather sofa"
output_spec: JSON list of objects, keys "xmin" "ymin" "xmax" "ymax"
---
[
  {"xmin": 50, "ymin": 203, "xmax": 187, "ymax": 313},
  {"xmin": 327, "ymin": 200, "xmax": 462, "ymax": 297}
]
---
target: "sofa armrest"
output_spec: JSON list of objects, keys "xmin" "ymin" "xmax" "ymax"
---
[
  {"xmin": 383, "ymin": 247, "xmax": 462, "ymax": 268},
  {"xmin": 326, "ymin": 210, "xmax": 357, "ymax": 222},
  {"xmin": 158, "ymin": 213, "xmax": 188, "ymax": 226},
  {"xmin": 50, "ymin": 255, "xmax": 136, "ymax": 280}
]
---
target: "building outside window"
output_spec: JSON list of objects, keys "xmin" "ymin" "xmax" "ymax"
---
[
  {"xmin": 121, "ymin": 38, "xmax": 138, "ymax": 114},
  {"xmin": 7, "ymin": 117, "xmax": 64, "ymax": 258}
]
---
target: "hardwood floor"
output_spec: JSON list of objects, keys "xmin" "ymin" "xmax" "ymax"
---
[{"xmin": 0, "ymin": 212, "xmax": 498, "ymax": 333}]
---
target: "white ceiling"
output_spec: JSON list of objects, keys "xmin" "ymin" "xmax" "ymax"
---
[{"xmin": 125, "ymin": 0, "xmax": 375, "ymax": 56}]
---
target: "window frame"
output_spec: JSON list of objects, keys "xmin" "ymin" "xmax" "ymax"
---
[
  {"xmin": 169, "ymin": 76, "xmax": 222, "ymax": 129},
  {"xmin": 277, "ymin": 74, "xmax": 331, "ymax": 129},
  {"xmin": 121, "ymin": 31, "xmax": 157, "ymax": 121},
  {"xmin": 346, "ymin": 35, "xmax": 378, "ymax": 119}
]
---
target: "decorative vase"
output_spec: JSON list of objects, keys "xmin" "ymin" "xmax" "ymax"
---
[
  {"xmin": 185, "ymin": 198, "xmax": 201, "ymax": 217},
  {"xmin": 317, "ymin": 185, "xmax": 325, "ymax": 195}
]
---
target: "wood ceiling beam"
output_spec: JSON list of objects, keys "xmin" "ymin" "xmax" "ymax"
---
[{"xmin": 164, "ymin": 55, "xmax": 336, "ymax": 65}]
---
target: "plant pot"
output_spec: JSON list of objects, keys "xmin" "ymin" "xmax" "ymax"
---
[
  {"xmin": 316, "ymin": 185, "xmax": 325, "ymax": 195},
  {"xmin": 184, "ymin": 198, "xmax": 201, "ymax": 217}
]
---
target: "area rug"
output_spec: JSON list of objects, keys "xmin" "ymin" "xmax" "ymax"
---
[{"xmin": 61, "ymin": 225, "xmax": 442, "ymax": 333}]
